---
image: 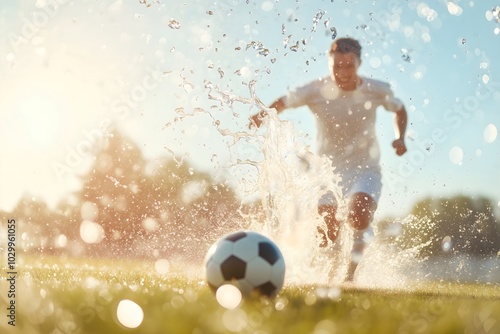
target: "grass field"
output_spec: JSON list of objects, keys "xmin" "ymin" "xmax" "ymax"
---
[{"xmin": 1, "ymin": 256, "xmax": 500, "ymax": 334}]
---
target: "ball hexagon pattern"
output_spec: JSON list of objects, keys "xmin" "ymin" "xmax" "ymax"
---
[{"xmin": 204, "ymin": 231, "xmax": 286, "ymax": 297}]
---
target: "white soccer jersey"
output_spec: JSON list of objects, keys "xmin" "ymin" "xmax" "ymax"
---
[{"xmin": 284, "ymin": 75, "xmax": 403, "ymax": 172}]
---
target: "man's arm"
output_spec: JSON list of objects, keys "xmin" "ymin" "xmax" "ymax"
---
[
  {"xmin": 249, "ymin": 97, "xmax": 286, "ymax": 128},
  {"xmin": 392, "ymin": 106, "xmax": 407, "ymax": 156}
]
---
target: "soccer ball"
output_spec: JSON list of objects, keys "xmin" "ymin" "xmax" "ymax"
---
[{"xmin": 204, "ymin": 231, "xmax": 285, "ymax": 297}]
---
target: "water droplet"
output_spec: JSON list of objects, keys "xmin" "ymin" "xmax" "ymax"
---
[
  {"xmin": 261, "ymin": 0, "xmax": 273, "ymax": 11},
  {"xmin": 369, "ymin": 57, "xmax": 381, "ymax": 69},
  {"xmin": 485, "ymin": 6, "xmax": 500, "ymax": 23},
  {"xmin": 449, "ymin": 146, "xmax": 463, "ymax": 165},
  {"xmin": 401, "ymin": 48, "xmax": 412, "ymax": 62},
  {"xmin": 447, "ymin": 2, "xmax": 463, "ymax": 16},
  {"xmin": 441, "ymin": 236, "xmax": 453, "ymax": 252},
  {"xmin": 330, "ymin": 27, "xmax": 337, "ymax": 40},
  {"xmin": 217, "ymin": 67, "xmax": 225, "ymax": 78},
  {"xmin": 259, "ymin": 48, "xmax": 270, "ymax": 56},
  {"xmin": 116, "ymin": 300, "xmax": 144, "ymax": 329},
  {"xmin": 168, "ymin": 19, "xmax": 181, "ymax": 29},
  {"xmin": 311, "ymin": 10, "xmax": 326, "ymax": 32},
  {"xmin": 484, "ymin": 124, "xmax": 497, "ymax": 143},
  {"xmin": 183, "ymin": 82, "xmax": 194, "ymax": 93}
]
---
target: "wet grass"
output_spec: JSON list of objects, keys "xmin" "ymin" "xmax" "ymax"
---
[{"xmin": 1, "ymin": 256, "xmax": 500, "ymax": 334}]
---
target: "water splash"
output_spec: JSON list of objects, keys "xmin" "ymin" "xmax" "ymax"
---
[
  {"xmin": 201, "ymin": 81, "xmax": 435, "ymax": 288},
  {"xmin": 205, "ymin": 81, "xmax": 351, "ymax": 284},
  {"xmin": 311, "ymin": 10, "xmax": 326, "ymax": 32}
]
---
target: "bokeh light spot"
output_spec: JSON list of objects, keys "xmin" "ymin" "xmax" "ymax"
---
[
  {"xmin": 449, "ymin": 146, "xmax": 463, "ymax": 165},
  {"xmin": 154, "ymin": 259, "xmax": 170, "ymax": 275},
  {"xmin": 80, "ymin": 220, "xmax": 105, "ymax": 244},
  {"xmin": 216, "ymin": 284, "xmax": 242, "ymax": 310},
  {"xmin": 222, "ymin": 308, "xmax": 247, "ymax": 332},
  {"xmin": 484, "ymin": 124, "xmax": 497, "ymax": 143},
  {"xmin": 116, "ymin": 300, "xmax": 144, "ymax": 329},
  {"xmin": 80, "ymin": 201, "xmax": 98, "ymax": 220},
  {"xmin": 442, "ymin": 236, "xmax": 453, "ymax": 253}
]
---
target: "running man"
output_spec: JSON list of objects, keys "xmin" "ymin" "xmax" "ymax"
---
[{"xmin": 249, "ymin": 37, "xmax": 408, "ymax": 281}]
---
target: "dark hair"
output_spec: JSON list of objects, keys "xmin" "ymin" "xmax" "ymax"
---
[{"xmin": 329, "ymin": 38, "xmax": 362, "ymax": 59}]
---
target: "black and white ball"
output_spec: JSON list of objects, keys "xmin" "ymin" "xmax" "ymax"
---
[{"xmin": 204, "ymin": 231, "xmax": 285, "ymax": 297}]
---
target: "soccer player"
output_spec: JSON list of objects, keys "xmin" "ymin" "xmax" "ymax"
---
[{"xmin": 249, "ymin": 37, "xmax": 408, "ymax": 281}]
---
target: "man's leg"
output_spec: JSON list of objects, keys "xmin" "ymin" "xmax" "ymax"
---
[
  {"xmin": 317, "ymin": 205, "xmax": 340, "ymax": 246},
  {"xmin": 345, "ymin": 192, "xmax": 377, "ymax": 281}
]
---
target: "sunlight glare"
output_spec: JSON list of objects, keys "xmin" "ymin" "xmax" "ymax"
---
[{"xmin": 16, "ymin": 93, "xmax": 64, "ymax": 151}]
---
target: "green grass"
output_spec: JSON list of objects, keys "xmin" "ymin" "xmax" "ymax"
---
[{"xmin": 1, "ymin": 256, "xmax": 500, "ymax": 334}]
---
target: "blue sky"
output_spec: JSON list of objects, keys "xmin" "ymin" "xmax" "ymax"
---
[{"xmin": 0, "ymin": 0, "xmax": 499, "ymax": 218}]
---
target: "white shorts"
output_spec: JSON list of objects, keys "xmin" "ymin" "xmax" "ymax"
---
[{"xmin": 318, "ymin": 167, "xmax": 382, "ymax": 206}]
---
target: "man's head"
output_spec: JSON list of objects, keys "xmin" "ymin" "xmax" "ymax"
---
[{"xmin": 329, "ymin": 38, "xmax": 362, "ymax": 90}]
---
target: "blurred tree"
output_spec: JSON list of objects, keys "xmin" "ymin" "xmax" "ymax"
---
[
  {"xmin": 76, "ymin": 131, "xmax": 149, "ymax": 257},
  {"xmin": 73, "ymin": 129, "xmax": 242, "ymax": 260},
  {"xmin": 8, "ymin": 196, "xmax": 69, "ymax": 255},
  {"xmin": 395, "ymin": 195, "xmax": 500, "ymax": 258}
]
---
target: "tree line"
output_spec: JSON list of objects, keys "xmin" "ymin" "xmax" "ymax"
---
[
  {"xmin": 2, "ymin": 131, "xmax": 251, "ymax": 262},
  {"xmin": 2, "ymin": 130, "xmax": 499, "ymax": 261},
  {"xmin": 380, "ymin": 195, "xmax": 500, "ymax": 258}
]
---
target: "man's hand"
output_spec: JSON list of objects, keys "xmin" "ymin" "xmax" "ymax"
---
[
  {"xmin": 249, "ymin": 97, "xmax": 286, "ymax": 129},
  {"xmin": 248, "ymin": 111, "xmax": 266, "ymax": 129},
  {"xmin": 392, "ymin": 138, "xmax": 407, "ymax": 156}
]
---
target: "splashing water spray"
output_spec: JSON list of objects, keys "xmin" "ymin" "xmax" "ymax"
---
[
  {"xmin": 207, "ymin": 80, "xmax": 423, "ymax": 288},
  {"xmin": 206, "ymin": 80, "xmax": 353, "ymax": 285}
]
